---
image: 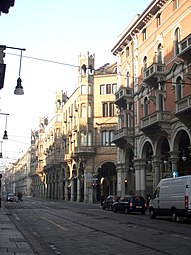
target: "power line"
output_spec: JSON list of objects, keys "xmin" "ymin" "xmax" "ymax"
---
[{"xmin": 5, "ymin": 52, "xmax": 79, "ymax": 68}]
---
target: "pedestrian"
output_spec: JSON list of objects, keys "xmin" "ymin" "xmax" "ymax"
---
[
  {"xmin": 100, "ymin": 195, "xmax": 104, "ymax": 206},
  {"xmin": 17, "ymin": 191, "xmax": 23, "ymax": 202}
]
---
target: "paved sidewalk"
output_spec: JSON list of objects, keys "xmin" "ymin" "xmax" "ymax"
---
[{"xmin": 0, "ymin": 204, "xmax": 35, "ymax": 255}]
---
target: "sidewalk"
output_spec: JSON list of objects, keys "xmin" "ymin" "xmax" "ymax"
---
[{"xmin": 0, "ymin": 204, "xmax": 35, "ymax": 255}]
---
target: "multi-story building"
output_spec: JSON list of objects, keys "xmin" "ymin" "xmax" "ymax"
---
[
  {"xmin": 9, "ymin": 150, "xmax": 31, "ymax": 196},
  {"xmin": 112, "ymin": 0, "xmax": 191, "ymax": 198},
  {"xmin": 32, "ymin": 52, "xmax": 118, "ymax": 203}
]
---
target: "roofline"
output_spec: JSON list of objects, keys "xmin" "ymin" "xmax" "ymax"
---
[{"xmin": 111, "ymin": 0, "xmax": 168, "ymax": 55}]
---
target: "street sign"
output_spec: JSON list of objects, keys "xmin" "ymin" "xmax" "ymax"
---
[{"xmin": 171, "ymin": 171, "xmax": 178, "ymax": 178}]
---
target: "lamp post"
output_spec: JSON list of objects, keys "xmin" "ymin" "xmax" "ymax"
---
[
  {"xmin": 0, "ymin": 113, "xmax": 9, "ymax": 140},
  {"xmin": 0, "ymin": 45, "xmax": 26, "ymax": 95}
]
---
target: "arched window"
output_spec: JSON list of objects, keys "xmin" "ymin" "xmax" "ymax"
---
[
  {"xmin": 144, "ymin": 97, "xmax": 149, "ymax": 117},
  {"xmin": 157, "ymin": 44, "xmax": 162, "ymax": 63},
  {"xmin": 158, "ymin": 94, "xmax": 164, "ymax": 111},
  {"xmin": 176, "ymin": 76, "xmax": 182, "ymax": 100},
  {"xmin": 174, "ymin": 28, "xmax": 180, "ymax": 56},
  {"xmin": 143, "ymin": 56, "xmax": 147, "ymax": 69}
]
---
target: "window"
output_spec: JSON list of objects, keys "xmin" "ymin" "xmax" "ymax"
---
[
  {"xmin": 81, "ymin": 103, "xmax": 86, "ymax": 118},
  {"xmin": 126, "ymin": 47, "xmax": 130, "ymax": 58},
  {"xmin": 158, "ymin": 94, "xmax": 164, "ymax": 111},
  {"xmin": 157, "ymin": 13, "xmax": 161, "ymax": 27},
  {"xmin": 109, "ymin": 103, "xmax": 114, "ymax": 116},
  {"xmin": 143, "ymin": 56, "xmax": 147, "ymax": 69},
  {"xmin": 176, "ymin": 76, "xmax": 182, "ymax": 100},
  {"xmin": 112, "ymin": 83, "xmax": 117, "ymax": 94},
  {"xmin": 174, "ymin": 27, "xmax": 180, "ymax": 56},
  {"xmin": 157, "ymin": 44, "xmax": 162, "ymax": 63},
  {"xmin": 100, "ymin": 83, "xmax": 117, "ymax": 95},
  {"xmin": 81, "ymin": 133, "xmax": 87, "ymax": 146},
  {"xmin": 102, "ymin": 102, "xmax": 115, "ymax": 117},
  {"xmin": 102, "ymin": 131, "xmax": 108, "ymax": 146},
  {"xmin": 144, "ymin": 97, "xmax": 149, "ymax": 117},
  {"xmin": 88, "ymin": 103, "xmax": 91, "ymax": 118},
  {"xmin": 100, "ymin": 84, "xmax": 105, "ymax": 95},
  {"xmin": 173, "ymin": 0, "xmax": 179, "ymax": 10},
  {"xmin": 102, "ymin": 103, "xmax": 108, "ymax": 117},
  {"xmin": 87, "ymin": 132, "xmax": 92, "ymax": 146},
  {"xmin": 143, "ymin": 28, "xmax": 147, "ymax": 41},
  {"xmin": 101, "ymin": 130, "xmax": 115, "ymax": 146},
  {"xmin": 106, "ymin": 84, "xmax": 111, "ymax": 94},
  {"xmin": 81, "ymin": 85, "xmax": 87, "ymax": 95}
]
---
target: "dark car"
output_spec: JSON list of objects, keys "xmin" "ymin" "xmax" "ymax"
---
[
  {"xmin": 112, "ymin": 195, "xmax": 147, "ymax": 215},
  {"xmin": 102, "ymin": 195, "xmax": 120, "ymax": 211},
  {"xmin": 6, "ymin": 193, "xmax": 16, "ymax": 202}
]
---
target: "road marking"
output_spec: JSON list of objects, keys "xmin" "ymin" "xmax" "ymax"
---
[
  {"xmin": 13, "ymin": 213, "xmax": 20, "ymax": 221},
  {"xmin": 41, "ymin": 217, "xmax": 68, "ymax": 231}
]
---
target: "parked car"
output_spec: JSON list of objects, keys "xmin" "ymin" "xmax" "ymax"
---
[
  {"xmin": 112, "ymin": 195, "xmax": 147, "ymax": 214},
  {"xmin": 102, "ymin": 195, "xmax": 120, "ymax": 211},
  {"xmin": 6, "ymin": 193, "xmax": 16, "ymax": 202}
]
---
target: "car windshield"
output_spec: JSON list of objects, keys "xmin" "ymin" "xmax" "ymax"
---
[{"xmin": 7, "ymin": 193, "xmax": 15, "ymax": 197}]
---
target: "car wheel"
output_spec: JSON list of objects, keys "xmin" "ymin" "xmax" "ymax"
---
[
  {"xmin": 171, "ymin": 210, "xmax": 177, "ymax": 222},
  {"xmin": 149, "ymin": 208, "xmax": 156, "ymax": 219},
  {"xmin": 141, "ymin": 210, "xmax": 145, "ymax": 215},
  {"xmin": 113, "ymin": 206, "xmax": 117, "ymax": 213},
  {"xmin": 102, "ymin": 206, "xmax": 105, "ymax": 210}
]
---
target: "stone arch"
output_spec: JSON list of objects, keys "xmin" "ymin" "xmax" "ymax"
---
[
  {"xmin": 173, "ymin": 129, "xmax": 191, "ymax": 176},
  {"xmin": 96, "ymin": 161, "xmax": 117, "ymax": 201}
]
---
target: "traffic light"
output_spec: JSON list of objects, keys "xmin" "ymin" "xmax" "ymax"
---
[{"xmin": 0, "ymin": 64, "xmax": 6, "ymax": 90}]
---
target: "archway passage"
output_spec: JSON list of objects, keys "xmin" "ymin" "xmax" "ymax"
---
[
  {"xmin": 176, "ymin": 131, "xmax": 191, "ymax": 176},
  {"xmin": 97, "ymin": 162, "xmax": 117, "ymax": 201}
]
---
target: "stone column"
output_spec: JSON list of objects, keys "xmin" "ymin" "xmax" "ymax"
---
[
  {"xmin": 116, "ymin": 163, "xmax": 126, "ymax": 197},
  {"xmin": 65, "ymin": 180, "xmax": 68, "ymax": 201},
  {"xmin": 77, "ymin": 178, "xmax": 81, "ymax": 202},
  {"xmin": 134, "ymin": 159, "xmax": 146, "ymax": 197},
  {"xmin": 170, "ymin": 151, "xmax": 179, "ymax": 172},
  {"xmin": 153, "ymin": 157, "xmax": 161, "ymax": 190},
  {"xmin": 71, "ymin": 178, "xmax": 75, "ymax": 201}
]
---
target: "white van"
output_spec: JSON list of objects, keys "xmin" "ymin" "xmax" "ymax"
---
[{"xmin": 149, "ymin": 175, "xmax": 191, "ymax": 222}]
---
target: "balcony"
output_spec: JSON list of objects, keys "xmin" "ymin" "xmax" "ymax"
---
[
  {"xmin": 112, "ymin": 127, "xmax": 134, "ymax": 149},
  {"xmin": 175, "ymin": 94, "xmax": 191, "ymax": 126},
  {"xmin": 178, "ymin": 33, "xmax": 191, "ymax": 63},
  {"xmin": 143, "ymin": 63, "xmax": 166, "ymax": 86},
  {"xmin": 140, "ymin": 111, "xmax": 171, "ymax": 136},
  {"xmin": 74, "ymin": 146, "xmax": 95, "ymax": 156},
  {"xmin": 115, "ymin": 87, "xmax": 133, "ymax": 108}
]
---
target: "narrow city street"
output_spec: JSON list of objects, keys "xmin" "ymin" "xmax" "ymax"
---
[{"xmin": 3, "ymin": 197, "xmax": 191, "ymax": 255}]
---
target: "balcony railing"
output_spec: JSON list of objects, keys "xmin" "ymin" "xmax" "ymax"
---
[
  {"xmin": 74, "ymin": 146, "xmax": 95, "ymax": 155},
  {"xmin": 143, "ymin": 63, "xmax": 166, "ymax": 85},
  {"xmin": 141, "ymin": 111, "xmax": 171, "ymax": 135},
  {"xmin": 115, "ymin": 87, "xmax": 133, "ymax": 108},
  {"xmin": 175, "ymin": 95, "xmax": 191, "ymax": 126},
  {"xmin": 178, "ymin": 33, "xmax": 191, "ymax": 62},
  {"xmin": 113, "ymin": 127, "xmax": 134, "ymax": 148}
]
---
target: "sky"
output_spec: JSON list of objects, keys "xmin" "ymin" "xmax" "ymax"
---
[{"xmin": 0, "ymin": 0, "xmax": 152, "ymax": 164}]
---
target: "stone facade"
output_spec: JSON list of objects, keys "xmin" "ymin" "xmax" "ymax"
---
[{"xmin": 112, "ymin": 0, "xmax": 191, "ymax": 198}]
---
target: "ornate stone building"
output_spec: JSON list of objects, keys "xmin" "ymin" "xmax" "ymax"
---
[
  {"xmin": 112, "ymin": 0, "xmax": 191, "ymax": 198},
  {"xmin": 31, "ymin": 52, "xmax": 118, "ymax": 203}
]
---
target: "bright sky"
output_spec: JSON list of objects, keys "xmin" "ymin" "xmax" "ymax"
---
[{"xmin": 0, "ymin": 0, "xmax": 151, "ymax": 163}]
